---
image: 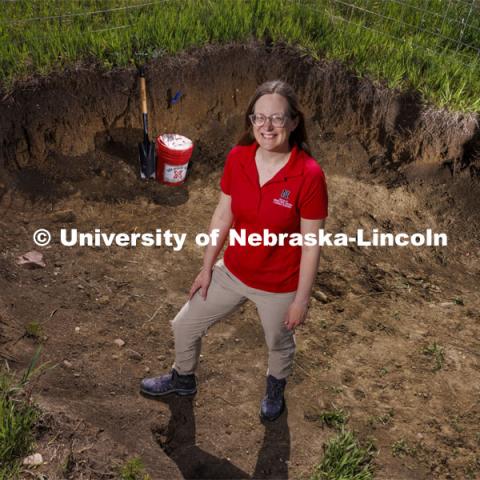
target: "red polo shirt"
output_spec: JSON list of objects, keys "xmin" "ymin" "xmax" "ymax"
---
[{"xmin": 220, "ymin": 142, "xmax": 328, "ymax": 292}]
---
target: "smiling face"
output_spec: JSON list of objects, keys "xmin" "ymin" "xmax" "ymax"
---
[{"xmin": 251, "ymin": 93, "xmax": 299, "ymax": 154}]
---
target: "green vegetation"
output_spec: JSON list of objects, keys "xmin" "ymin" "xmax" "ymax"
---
[
  {"xmin": 311, "ymin": 429, "xmax": 375, "ymax": 480},
  {"xmin": 422, "ymin": 341, "xmax": 445, "ymax": 371},
  {"xmin": 0, "ymin": 0, "xmax": 479, "ymax": 111},
  {"xmin": 367, "ymin": 408, "xmax": 395, "ymax": 428},
  {"xmin": 391, "ymin": 438, "xmax": 417, "ymax": 457},
  {"xmin": 25, "ymin": 321, "xmax": 43, "ymax": 340},
  {"xmin": 378, "ymin": 366, "xmax": 388, "ymax": 377},
  {"xmin": 305, "ymin": 407, "xmax": 349, "ymax": 430},
  {"xmin": 119, "ymin": 456, "xmax": 151, "ymax": 480},
  {"xmin": 0, "ymin": 348, "xmax": 43, "ymax": 479}
]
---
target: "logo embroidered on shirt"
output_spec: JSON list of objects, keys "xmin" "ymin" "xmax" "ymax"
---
[{"xmin": 273, "ymin": 189, "xmax": 293, "ymax": 208}]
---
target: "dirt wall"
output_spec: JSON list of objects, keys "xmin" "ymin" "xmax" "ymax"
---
[{"xmin": 0, "ymin": 41, "xmax": 479, "ymax": 185}]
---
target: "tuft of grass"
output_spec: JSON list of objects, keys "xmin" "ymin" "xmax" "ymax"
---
[
  {"xmin": 25, "ymin": 321, "xmax": 43, "ymax": 340},
  {"xmin": 119, "ymin": 457, "xmax": 151, "ymax": 480},
  {"xmin": 378, "ymin": 367, "xmax": 388, "ymax": 377},
  {"xmin": 305, "ymin": 408, "xmax": 349, "ymax": 430},
  {"xmin": 0, "ymin": 347, "xmax": 44, "ymax": 478},
  {"xmin": 391, "ymin": 438, "xmax": 417, "ymax": 458},
  {"xmin": 311, "ymin": 429, "xmax": 375, "ymax": 480},
  {"xmin": 422, "ymin": 341, "xmax": 445, "ymax": 371},
  {"xmin": 367, "ymin": 408, "xmax": 395, "ymax": 428}
]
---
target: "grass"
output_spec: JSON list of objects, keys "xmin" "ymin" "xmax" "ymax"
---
[
  {"xmin": 378, "ymin": 366, "xmax": 388, "ymax": 377},
  {"xmin": 391, "ymin": 438, "xmax": 417, "ymax": 458},
  {"xmin": 25, "ymin": 321, "xmax": 44, "ymax": 341},
  {"xmin": 0, "ymin": 348, "xmax": 44, "ymax": 479},
  {"xmin": 119, "ymin": 457, "xmax": 151, "ymax": 480},
  {"xmin": 310, "ymin": 428, "xmax": 375, "ymax": 480},
  {"xmin": 0, "ymin": 0, "xmax": 479, "ymax": 111},
  {"xmin": 422, "ymin": 341, "xmax": 445, "ymax": 371},
  {"xmin": 367, "ymin": 408, "xmax": 395, "ymax": 428},
  {"xmin": 305, "ymin": 407, "xmax": 349, "ymax": 430}
]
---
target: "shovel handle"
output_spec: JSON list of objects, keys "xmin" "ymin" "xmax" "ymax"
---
[{"xmin": 139, "ymin": 71, "xmax": 148, "ymax": 115}]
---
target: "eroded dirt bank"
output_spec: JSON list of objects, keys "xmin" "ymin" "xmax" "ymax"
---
[
  {"xmin": 1, "ymin": 42, "xmax": 479, "ymax": 179},
  {"xmin": 1, "ymin": 42, "xmax": 480, "ymax": 480}
]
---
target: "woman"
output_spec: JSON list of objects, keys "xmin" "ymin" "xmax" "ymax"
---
[{"xmin": 141, "ymin": 80, "xmax": 328, "ymax": 422}]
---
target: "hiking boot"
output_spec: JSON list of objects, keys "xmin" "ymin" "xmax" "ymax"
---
[
  {"xmin": 140, "ymin": 368, "xmax": 197, "ymax": 397},
  {"xmin": 260, "ymin": 374, "xmax": 286, "ymax": 421}
]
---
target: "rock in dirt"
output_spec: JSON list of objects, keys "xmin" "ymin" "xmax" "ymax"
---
[
  {"xmin": 23, "ymin": 453, "xmax": 43, "ymax": 465},
  {"xmin": 127, "ymin": 349, "xmax": 142, "ymax": 361},
  {"xmin": 63, "ymin": 360, "xmax": 73, "ymax": 368},
  {"xmin": 16, "ymin": 250, "xmax": 46, "ymax": 268},
  {"xmin": 96, "ymin": 295, "xmax": 110, "ymax": 305},
  {"xmin": 312, "ymin": 289, "xmax": 329, "ymax": 303},
  {"xmin": 114, "ymin": 338, "xmax": 125, "ymax": 347}
]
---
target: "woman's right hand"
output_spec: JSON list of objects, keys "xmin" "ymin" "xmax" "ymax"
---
[{"xmin": 189, "ymin": 268, "xmax": 212, "ymax": 300}]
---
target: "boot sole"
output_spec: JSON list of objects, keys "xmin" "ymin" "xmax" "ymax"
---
[{"xmin": 140, "ymin": 386, "xmax": 197, "ymax": 397}]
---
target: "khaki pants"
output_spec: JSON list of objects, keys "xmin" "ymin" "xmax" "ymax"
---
[{"xmin": 171, "ymin": 259, "xmax": 297, "ymax": 379}]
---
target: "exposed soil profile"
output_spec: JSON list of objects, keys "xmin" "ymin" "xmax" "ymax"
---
[{"xmin": 1, "ymin": 42, "xmax": 480, "ymax": 479}]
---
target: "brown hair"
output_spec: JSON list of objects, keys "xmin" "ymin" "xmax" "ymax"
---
[{"xmin": 237, "ymin": 80, "xmax": 311, "ymax": 155}]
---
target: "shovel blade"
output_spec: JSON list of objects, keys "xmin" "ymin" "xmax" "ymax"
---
[{"xmin": 139, "ymin": 140, "xmax": 156, "ymax": 179}]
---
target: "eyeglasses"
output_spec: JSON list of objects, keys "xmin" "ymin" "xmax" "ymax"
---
[{"xmin": 249, "ymin": 113, "xmax": 289, "ymax": 128}]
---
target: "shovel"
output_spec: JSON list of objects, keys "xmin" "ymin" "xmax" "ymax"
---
[{"xmin": 138, "ymin": 67, "xmax": 156, "ymax": 179}]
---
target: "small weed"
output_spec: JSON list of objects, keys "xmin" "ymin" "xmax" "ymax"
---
[
  {"xmin": 453, "ymin": 297, "xmax": 464, "ymax": 306},
  {"xmin": 25, "ymin": 321, "xmax": 43, "ymax": 340},
  {"xmin": 310, "ymin": 429, "xmax": 374, "ymax": 480},
  {"xmin": 367, "ymin": 409, "xmax": 394, "ymax": 428},
  {"xmin": 450, "ymin": 415, "xmax": 464, "ymax": 433},
  {"xmin": 305, "ymin": 408, "xmax": 349, "ymax": 430},
  {"xmin": 119, "ymin": 457, "xmax": 151, "ymax": 480},
  {"xmin": 378, "ymin": 367, "xmax": 388, "ymax": 377},
  {"xmin": 62, "ymin": 451, "xmax": 75, "ymax": 477},
  {"xmin": 391, "ymin": 438, "xmax": 416, "ymax": 458},
  {"xmin": 328, "ymin": 386, "xmax": 343, "ymax": 394},
  {"xmin": 422, "ymin": 342, "xmax": 445, "ymax": 371}
]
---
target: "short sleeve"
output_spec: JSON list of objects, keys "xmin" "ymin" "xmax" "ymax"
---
[
  {"xmin": 220, "ymin": 150, "xmax": 234, "ymax": 195},
  {"xmin": 299, "ymin": 166, "xmax": 328, "ymax": 219}
]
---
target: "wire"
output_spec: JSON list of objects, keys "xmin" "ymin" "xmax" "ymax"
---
[
  {"xmin": 325, "ymin": 0, "xmax": 479, "ymax": 54},
  {"xmin": 1, "ymin": 0, "xmax": 171, "ymax": 25},
  {"xmin": 304, "ymin": 3, "xmax": 479, "ymax": 71},
  {"xmin": 91, "ymin": 24, "xmax": 131, "ymax": 33}
]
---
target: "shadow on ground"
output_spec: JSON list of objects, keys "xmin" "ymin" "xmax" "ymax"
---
[{"xmin": 148, "ymin": 394, "xmax": 290, "ymax": 479}]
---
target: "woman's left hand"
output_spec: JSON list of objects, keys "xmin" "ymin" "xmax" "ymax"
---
[{"xmin": 284, "ymin": 300, "xmax": 309, "ymax": 331}]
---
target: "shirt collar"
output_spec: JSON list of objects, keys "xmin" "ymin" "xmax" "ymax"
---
[{"xmin": 240, "ymin": 141, "xmax": 304, "ymax": 182}]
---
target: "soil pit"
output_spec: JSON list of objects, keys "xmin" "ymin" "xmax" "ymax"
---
[{"xmin": 1, "ymin": 43, "xmax": 480, "ymax": 480}]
